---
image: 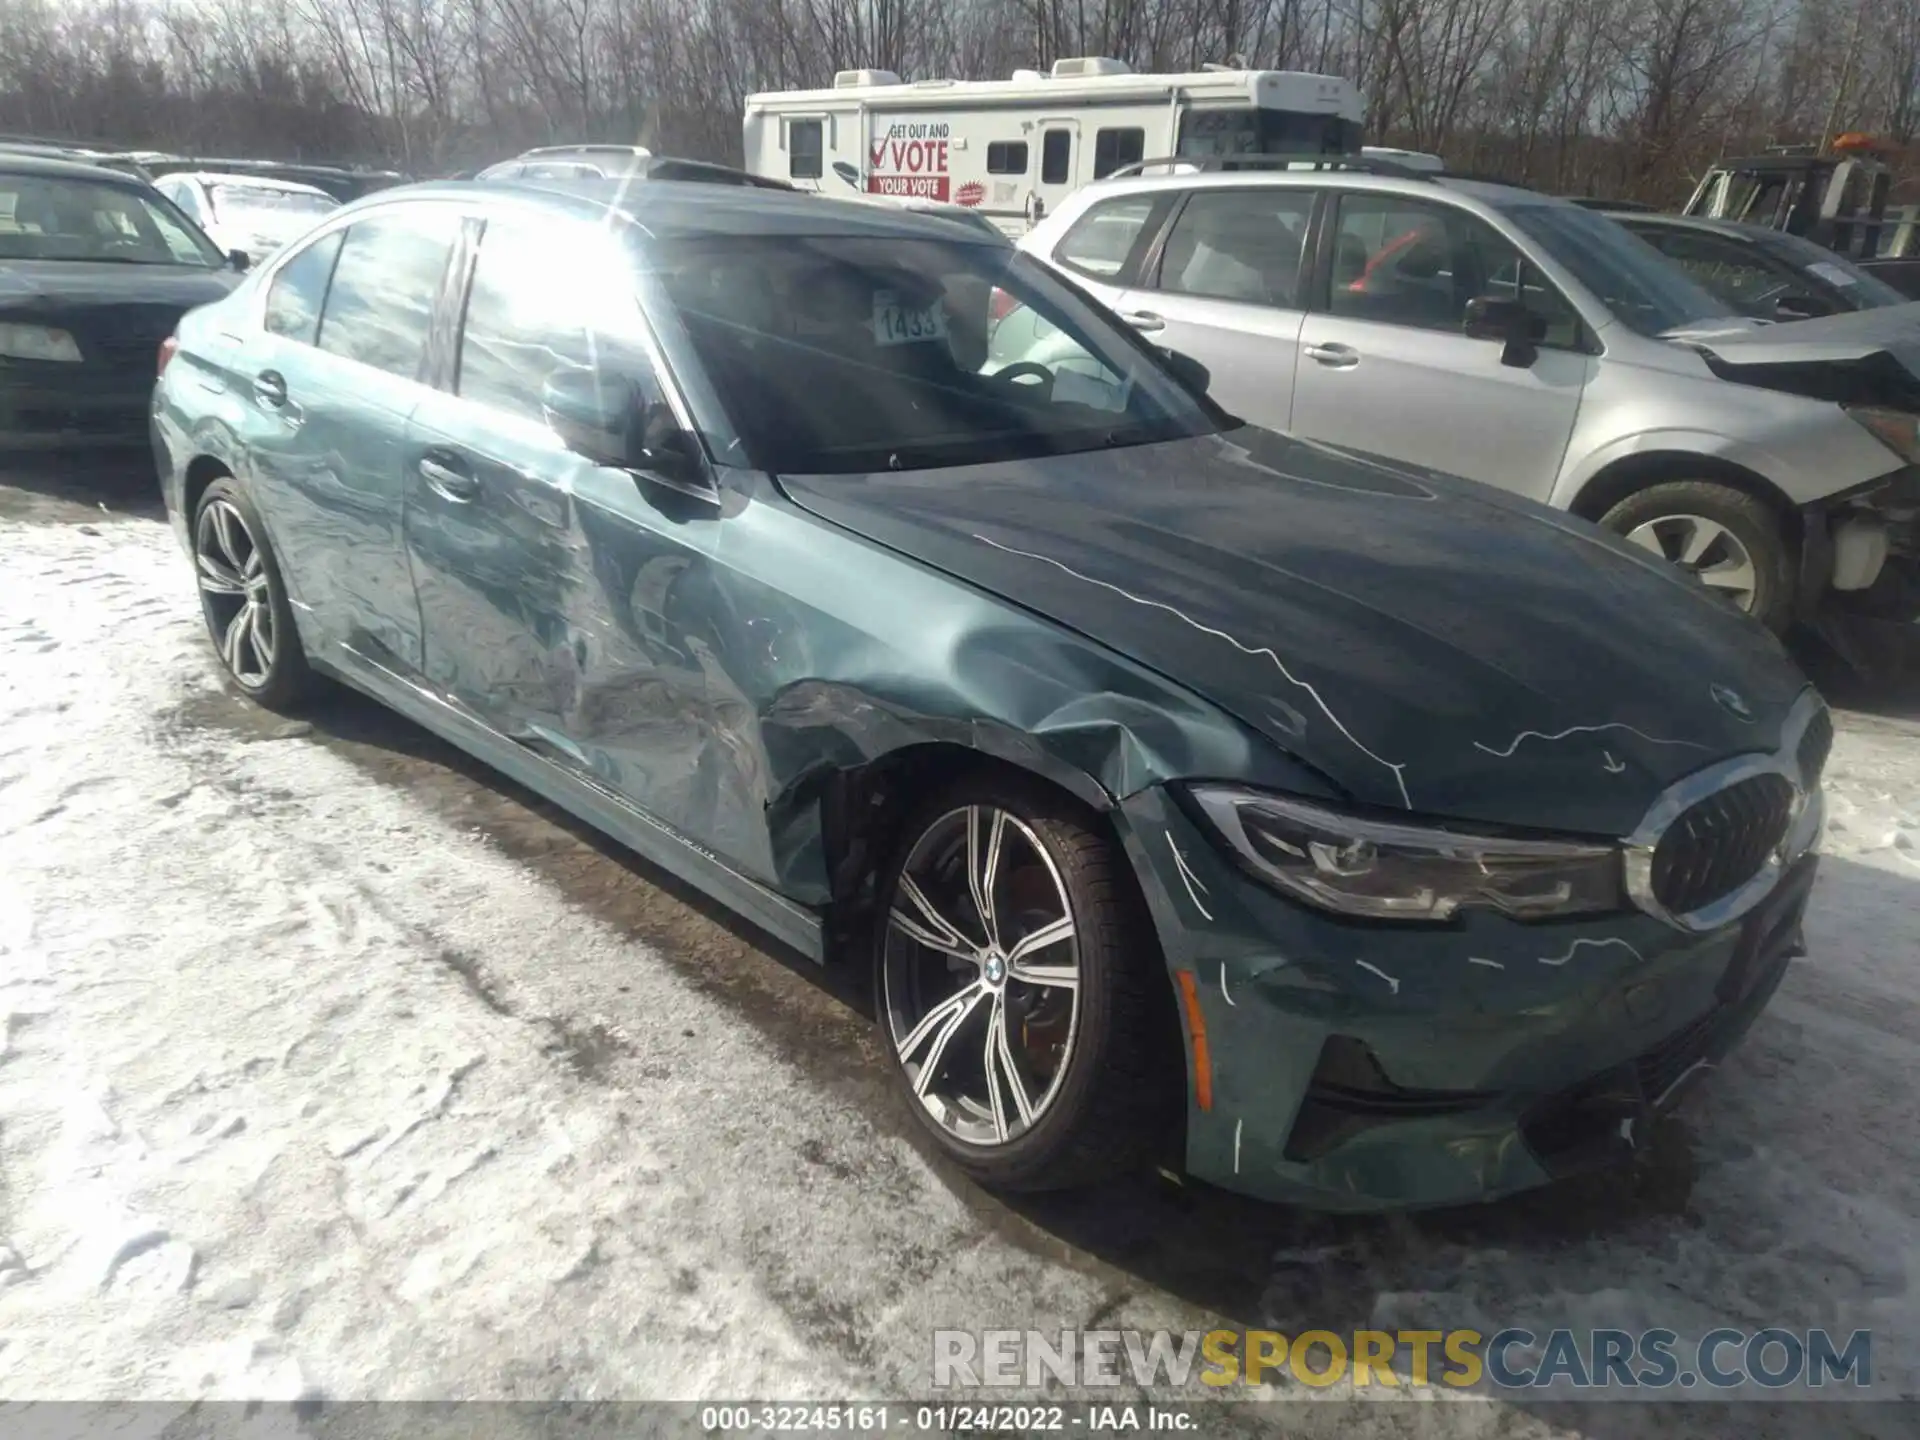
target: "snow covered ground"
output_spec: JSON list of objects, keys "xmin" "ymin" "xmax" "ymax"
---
[{"xmin": 0, "ymin": 468, "xmax": 1916, "ymax": 1436}]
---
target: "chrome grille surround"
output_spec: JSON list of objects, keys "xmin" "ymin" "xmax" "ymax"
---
[{"xmin": 1623, "ymin": 687, "xmax": 1828, "ymax": 933}]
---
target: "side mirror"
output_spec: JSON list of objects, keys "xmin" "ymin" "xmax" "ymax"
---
[
  {"xmin": 227, "ymin": 249, "xmax": 251, "ymax": 272},
  {"xmin": 1772, "ymin": 292, "xmax": 1830, "ymax": 320},
  {"xmin": 1157, "ymin": 345, "xmax": 1212, "ymax": 396},
  {"xmin": 541, "ymin": 368, "xmax": 705, "ymax": 490},
  {"xmin": 1463, "ymin": 294, "xmax": 1548, "ymax": 368},
  {"xmin": 831, "ymin": 160, "xmax": 862, "ymax": 190}
]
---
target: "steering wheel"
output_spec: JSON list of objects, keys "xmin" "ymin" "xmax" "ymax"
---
[{"xmin": 993, "ymin": 362, "xmax": 1055, "ymax": 397}]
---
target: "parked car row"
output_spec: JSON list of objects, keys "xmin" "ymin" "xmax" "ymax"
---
[{"xmin": 133, "ymin": 164, "xmax": 1835, "ymax": 1215}]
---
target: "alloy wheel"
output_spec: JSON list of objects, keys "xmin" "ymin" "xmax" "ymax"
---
[
  {"xmin": 1625, "ymin": 513, "xmax": 1759, "ymax": 612},
  {"xmin": 881, "ymin": 805, "xmax": 1081, "ymax": 1148},
  {"xmin": 194, "ymin": 497, "xmax": 276, "ymax": 688}
]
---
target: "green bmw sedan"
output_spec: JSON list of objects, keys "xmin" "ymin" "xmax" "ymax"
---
[{"xmin": 151, "ymin": 176, "xmax": 1827, "ymax": 1210}]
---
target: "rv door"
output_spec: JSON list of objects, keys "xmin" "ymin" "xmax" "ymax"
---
[{"xmin": 1031, "ymin": 118, "xmax": 1081, "ymax": 225}]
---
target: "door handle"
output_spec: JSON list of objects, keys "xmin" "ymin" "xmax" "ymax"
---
[
  {"xmin": 418, "ymin": 453, "xmax": 480, "ymax": 503},
  {"xmin": 1120, "ymin": 310, "xmax": 1166, "ymax": 334},
  {"xmin": 252, "ymin": 370, "xmax": 288, "ymax": 407},
  {"xmin": 1304, "ymin": 342, "xmax": 1360, "ymax": 369}
]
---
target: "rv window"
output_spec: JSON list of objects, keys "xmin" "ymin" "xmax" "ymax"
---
[
  {"xmin": 1042, "ymin": 130, "xmax": 1072, "ymax": 186},
  {"xmin": 1054, "ymin": 195, "xmax": 1158, "ymax": 280},
  {"xmin": 1093, "ymin": 128, "xmax": 1145, "ymax": 180},
  {"xmin": 790, "ymin": 119, "xmax": 824, "ymax": 180},
  {"xmin": 987, "ymin": 141, "xmax": 1029, "ymax": 176},
  {"xmin": 1176, "ymin": 107, "xmax": 1361, "ymax": 159}
]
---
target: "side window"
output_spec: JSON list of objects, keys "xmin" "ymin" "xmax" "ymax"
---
[
  {"xmin": 315, "ymin": 210, "xmax": 459, "ymax": 379},
  {"xmin": 1041, "ymin": 130, "xmax": 1072, "ymax": 185},
  {"xmin": 456, "ymin": 218, "xmax": 659, "ymax": 430},
  {"xmin": 1155, "ymin": 189, "xmax": 1315, "ymax": 307},
  {"xmin": 1053, "ymin": 195, "xmax": 1158, "ymax": 281},
  {"xmin": 789, "ymin": 120, "xmax": 824, "ymax": 180},
  {"xmin": 1458, "ymin": 218, "xmax": 1582, "ymax": 349},
  {"xmin": 1327, "ymin": 194, "xmax": 1580, "ymax": 344},
  {"xmin": 1092, "ymin": 128, "xmax": 1145, "ymax": 180},
  {"xmin": 986, "ymin": 141, "xmax": 1028, "ymax": 175},
  {"xmin": 264, "ymin": 229, "xmax": 345, "ymax": 344},
  {"xmin": 148, "ymin": 202, "xmax": 215, "ymax": 264}
]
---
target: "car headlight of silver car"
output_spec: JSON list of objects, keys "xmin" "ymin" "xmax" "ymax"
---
[{"xmin": 1185, "ymin": 786, "xmax": 1624, "ymax": 922}]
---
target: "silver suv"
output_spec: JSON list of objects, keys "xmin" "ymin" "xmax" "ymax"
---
[{"xmin": 1014, "ymin": 161, "xmax": 1920, "ymax": 632}]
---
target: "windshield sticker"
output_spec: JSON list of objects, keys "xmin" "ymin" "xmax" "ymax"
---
[
  {"xmin": 1807, "ymin": 261, "xmax": 1859, "ymax": 288},
  {"xmin": 872, "ymin": 290, "xmax": 949, "ymax": 346}
]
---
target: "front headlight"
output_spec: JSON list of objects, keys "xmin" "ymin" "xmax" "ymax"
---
[
  {"xmin": 0, "ymin": 322, "xmax": 83, "ymax": 363},
  {"xmin": 1844, "ymin": 405, "xmax": 1920, "ymax": 464},
  {"xmin": 1186, "ymin": 786, "xmax": 1624, "ymax": 922}
]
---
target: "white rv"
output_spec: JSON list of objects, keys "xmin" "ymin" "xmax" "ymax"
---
[{"xmin": 742, "ymin": 57, "xmax": 1363, "ymax": 232}]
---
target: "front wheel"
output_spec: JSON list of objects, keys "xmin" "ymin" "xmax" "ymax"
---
[
  {"xmin": 875, "ymin": 776, "xmax": 1176, "ymax": 1192},
  {"xmin": 1600, "ymin": 480, "xmax": 1795, "ymax": 633}
]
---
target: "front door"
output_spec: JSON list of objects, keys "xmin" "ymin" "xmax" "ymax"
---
[
  {"xmin": 402, "ymin": 211, "xmax": 726, "ymax": 843},
  {"xmin": 1111, "ymin": 185, "xmax": 1318, "ymax": 430},
  {"xmin": 1289, "ymin": 192, "xmax": 1590, "ymax": 501},
  {"xmin": 239, "ymin": 209, "xmax": 460, "ymax": 671}
]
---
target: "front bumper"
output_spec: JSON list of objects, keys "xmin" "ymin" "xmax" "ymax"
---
[
  {"xmin": 0, "ymin": 365, "xmax": 154, "ymax": 450},
  {"xmin": 1117, "ymin": 787, "xmax": 1814, "ymax": 1212}
]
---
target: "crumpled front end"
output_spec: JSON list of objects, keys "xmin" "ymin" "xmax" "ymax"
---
[{"xmin": 1113, "ymin": 782, "xmax": 1819, "ymax": 1212}]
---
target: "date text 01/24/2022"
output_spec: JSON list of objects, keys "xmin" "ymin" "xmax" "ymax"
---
[{"xmin": 698, "ymin": 1405, "xmax": 1196, "ymax": 1431}]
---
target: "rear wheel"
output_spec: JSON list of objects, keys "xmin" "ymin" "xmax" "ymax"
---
[
  {"xmin": 875, "ymin": 775, "xmax": 1175, "ymax": 1191},
  {"xmin": 1600, "ymin": 480, "xmax": 1795, "ymax": 633},
  {"xmin": 192, "ymin": 477, "xmax": 316, "ymax": 712}
]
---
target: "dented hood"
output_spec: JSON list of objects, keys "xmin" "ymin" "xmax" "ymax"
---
[
  {"xmin": 1679, "ymin": 300, "xmax": 1920, "ymax": 407},
  {"xmin": 777, "ymin": 426, "xmax": 1810, "ymax": 837}
]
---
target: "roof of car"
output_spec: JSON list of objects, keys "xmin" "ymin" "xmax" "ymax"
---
[
  {"xmin": 166, "ymin": 171, "xmax": 337, "ymax": 197},
  {"xmin": 1058, "ymin": 165, "xmax": 1555, "ymax": 210},
  {"xmin": 386, "ymin": 176, "xmax": 1010, "ymax": 243},
  {"xmin": 0, "ymin": 151, "xmax": 147, "ymax": 184}
]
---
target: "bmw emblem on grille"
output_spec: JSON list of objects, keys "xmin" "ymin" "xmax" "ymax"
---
[{"xmin": 1711, "ymin": 683, "xmax": 1754, "ymax": 721}]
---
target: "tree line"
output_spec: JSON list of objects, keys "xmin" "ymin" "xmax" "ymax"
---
[{"xmin": 1, "ymin": 0, "xmax": 1916, "ymax": 203}]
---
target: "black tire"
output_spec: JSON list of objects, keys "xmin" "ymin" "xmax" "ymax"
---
[
  {"xmin": 1599, "ymin": 480, "xmax": 1795, "ymax": 633},
  {"xmin": 874, "ymin": 772, "xmax": 1179, "ymax": 1191},
  {"xmin": 192, "ymin": 477, "xmax": 318, "ymax": 712}
]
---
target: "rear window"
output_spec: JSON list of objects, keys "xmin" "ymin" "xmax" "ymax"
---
[
  {"xmin": 1053, "ymin": 196, "xmax": 1158, "ymax": 280},
  {"xmin": 647, "ymin": 234, "xmax": 1219, "ymax": 474},
  {"xmin": 211, "ymin": 184, "xmax": 337, "ymax": 218},
  {"xmin": 0, "ymin": 173, "xmax": 222, "ymax": 265}
]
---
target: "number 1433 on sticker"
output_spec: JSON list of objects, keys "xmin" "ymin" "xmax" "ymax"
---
[{"xmin": 873, "ymin": 291, "xmax": 949, "ymax": 346}]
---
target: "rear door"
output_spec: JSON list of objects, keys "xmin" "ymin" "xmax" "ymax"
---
[
  {"xmin": 1109, "ymin": 185, "xmax": 1319, "ymax": 429},
  {"xmin": 239, "ymin": 205, "xmax": 461, "ymax": 670},
  {"xmin": 1288, "ymin": 191, "xmax": 1590, "ymax": 500}
]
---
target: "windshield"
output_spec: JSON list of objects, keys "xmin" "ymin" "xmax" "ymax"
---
[
  {"xmin": 0, "ymin": 173, "xmax": 224, "ymax": 266},
  {"xmin": 210, "ymin": 185, "xmax": 339, "ymax": 222},
  {"xmin": 1498, "ymin": 199, "xmax": 1741, "ymax": 336},
  {"xmin": 648, "ymin": 234, "xmax": 1222, "ymax": 475},
  {"xmin": 1761, "ymin": 229, "xmax": 1910, "ymax": 308}
]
